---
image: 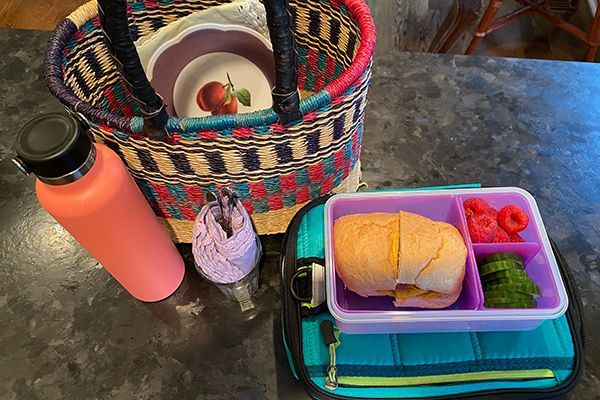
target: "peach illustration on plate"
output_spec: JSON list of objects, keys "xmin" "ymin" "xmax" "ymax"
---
[{"xmin": 196, "ymin": 73, "xmax": 252, "ymax": 115}]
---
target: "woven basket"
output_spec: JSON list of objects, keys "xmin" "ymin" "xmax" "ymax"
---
[{"xmin": 44, "ymin": 0, "xmax": 376, "ymax": 242}]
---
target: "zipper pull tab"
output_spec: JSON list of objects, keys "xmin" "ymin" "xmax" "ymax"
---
[{"xmin": 320, "ymin": 320, "xmax": 338, "ymax": 390}]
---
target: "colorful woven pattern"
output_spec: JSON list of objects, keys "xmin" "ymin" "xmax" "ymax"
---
[{"xmin": 44, "ymin": 0, "xmax": 376, "ymax": 241}]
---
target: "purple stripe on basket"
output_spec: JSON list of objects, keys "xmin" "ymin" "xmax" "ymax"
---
[
  {"xmin": 168, "ymin": 152, "xmax": 195, "ymax": 175},
  {"xmin": 136, "ymin": 148, "xmax": 161, "ymax": 173},
  {"xmin": 353, "ymin": 98, "xmax": 363, "ymax": 123},
  {"xmin": 329, "ymin": 19, "xmax": 341, "ymax": 47},
  {"xmin": 308, "ymin": 9, "xmax": 320, "ymax": 38},
  {"xmin": 275, "ymin": 142, "xmax": 294, "ymax": 164},
  {"xmin": 333, "ymin": 115, "xmax": 345, "ymax": 141},
  {"xmin": 83, "ymin": 50, "xmax": 103, "ymax": 80},
  {"xmin": 72, "ymin": 69, "xmax": 91, "ymax": 96},
  {"xmin": 205, "ymin": 151, "xmax": 227, "ymax": 174},
  {"xmin": 306, "ymin": 130, "xmax": 320, "ymax": 155},
  {"xmin": 241, "ymin": 148, "xmax": 261, "ymax": 172}
]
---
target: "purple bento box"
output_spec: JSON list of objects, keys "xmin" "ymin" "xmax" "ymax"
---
[{"xmin": 324, "ymin": 187, "xmax": 568, "ymax": 334}]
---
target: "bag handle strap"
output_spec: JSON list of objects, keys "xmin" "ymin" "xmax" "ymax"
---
[{"xmin": 97, "ymin": 0, "xmax": 301, "ymax": 138}]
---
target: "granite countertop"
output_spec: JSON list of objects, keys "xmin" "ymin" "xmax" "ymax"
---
[{"xmin": 1, "ymin": 28, "xmax": 599, "ymax": 399}]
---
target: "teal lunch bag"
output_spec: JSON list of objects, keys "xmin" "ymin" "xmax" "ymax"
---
[{"xmin": 280, "ymin": 192, "xmax": 584, "ymax": 400}]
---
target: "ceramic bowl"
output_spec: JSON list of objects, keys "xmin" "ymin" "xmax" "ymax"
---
[{"xmin": 147, "ymin": 24, "xmax": 275, "ymax": 118}]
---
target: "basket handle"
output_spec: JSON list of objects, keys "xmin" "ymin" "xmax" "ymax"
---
[
  {"xmin": 98, "ymin": 0, "xmax": 169, "ymax": 139},
  {"xmin": 97, "ymin": 0, "xmax": 301, "ymax": 138},
  {"xmin": 263, "ymin": 0, "xmax": 302, "ymax": 125}
]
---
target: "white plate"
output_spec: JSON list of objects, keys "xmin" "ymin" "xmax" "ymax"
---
[{"xmin": 173, "ymin": 52, "xmax": 272, "ymax": 117}]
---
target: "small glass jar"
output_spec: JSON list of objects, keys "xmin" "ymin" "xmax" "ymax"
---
[{"xmin": 195, "ymin": 237, "xmax": 262, "ymax": 311}]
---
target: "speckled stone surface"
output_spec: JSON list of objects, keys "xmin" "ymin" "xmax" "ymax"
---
[{"xmin": 0, "ymin": 28, "xmax": 598, "ymax": 399}]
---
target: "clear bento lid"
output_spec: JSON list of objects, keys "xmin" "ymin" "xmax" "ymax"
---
[{"xmin": 324, "ymin": 187, "xmax": 569, "ymax": 326}]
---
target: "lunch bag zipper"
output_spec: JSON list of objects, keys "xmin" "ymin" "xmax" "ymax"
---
[
  {"xmin": 318, "ymin": 317, "xmax": 557, "ymax": 390},
  {"xmin": 335, "ymin": 370, "xmax": 556, "ymax": 388},
  {"xmin": 281, "ymin": 196, "xmax": 584, "ymax": 400}
]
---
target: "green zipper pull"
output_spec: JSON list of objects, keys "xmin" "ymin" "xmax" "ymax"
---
[{"xmin": 320, "ymin": 320, "xmax": 338, "ymax": 390}]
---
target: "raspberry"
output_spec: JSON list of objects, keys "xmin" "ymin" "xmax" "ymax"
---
[
  {"xmin": 491, "ymin": 227, "xmax": 510, "ymax": 243},
  {"xmin": 487, "ymin": 208, "xmax": 498, "ymax": 220},
  {"xmin": 509, "ymin": 233, "xmax": 525, "ymax": 242},
  {"xmin": 464, "ymin": 198, "xmax": 490, "ymax": 217},
  {"xmin": 467, "ymin": 214, "xmax": 498, "ymax": 243},
  {"xmin": 497, "ymin": 205, "xmax": 529, "ymax": 234}
]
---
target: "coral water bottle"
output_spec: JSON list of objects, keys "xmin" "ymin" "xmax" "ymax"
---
[{"xmin": 13, "ymin": 113, "xmax": 185, "ymax": 302}]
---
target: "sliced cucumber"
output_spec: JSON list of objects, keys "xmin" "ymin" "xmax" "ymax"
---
[
  {"xmin": 484, "ymin": 282, "xmax": 541, "ymax": 296},
  {"xmin": 485, "ymin": 298, "xmax": 537, "ymax": 308},
  {"xmin": 479, "ymin": 252, "xmax": 538, "ymax": 308},
  {"xmin": 481, "ymin": 268, "xmax": 529, "ymax": 283},
  {"xmin": 479, "ymin": 260, "xmax": 524, "ymax": 276},
  {"xmin": 483, "ymin": 276, "xmax": 535, "ymax": 287},
  {"xmin": 481, "ymin": 252, "xmax": 523, "ymax": 265},
  {"xmin": 485, "ymin": 291, "xmax": 533, "ymax": 302}
]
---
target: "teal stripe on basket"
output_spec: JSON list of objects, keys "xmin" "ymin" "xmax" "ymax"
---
[
  {"xmin": 130, "ymin": 2, "xmax": 146, "ymax": 11},
  {"xmin": 220, "ymin": 129, "xmax": 233, "ymax": 138},
  {"xmin": 283, "ymin": 193, "xmax": 297, "ymax": 207},
  {"xmin": 114, "ymin": 130, "xmax": 130, "ymax": 140},
  {"xmin": 297, "ymin": 46, "xmax": 308, "ymax": 65},
  {"xmin": 344, "ymin": 140, "xmax": 353, "ymax": 159},
  {"xmin": 334, "ymin": 63, "xmax": 344, "ymax": 79},
  {"xmin": 165, "ymin": 205, "xmax": 183, "ymax": 220},
  {"xmin": 343, "ymin": 83, "xmax": 356, "ymax": 96},
  {"xmin": 323, "ymin": 154, "xmax": 334, "ymax": 175},
  {"xmin": 255, "ymin": 200, "xmax": 269, "ymax": 213},
  {"xmin": 233, "ymin": 182, "xmax": 251, "ymax": 199},
  {"xmin": 98, "ymin": 96, "xmax": 110, "ymax": 112},
  {"xmin": 264, "ymin": 176, "xmax": 281, "ymax": 194},
  {"xmin": 296, "ymin": 167, "xmax": 311, "ymax": 186},
  {"xmin": 80, "ymin": 20, "xmax": 96, "ymax": 34},
  {"xmin": 204, "ymin": 182, "xmax": 218, "ymax": 195},
  {"xmin": 130, "ymin": 117, "xmax": 144, "ymax": 133},
  {"xmin": 305, "ymin": 71, "xmax": 317, "ymax": 91},
  {"xmin": 135, "ymin": 179, "xmax": 154, "ymax": 198},
  {"xmin": 253, "ymin": 125, "xmax": 271, "ymax": 136},
  {"xmin": 300, "ymin": 91, "xmax": 331, "ymax": 114},
  {"xmin": 317, "ymin": 52, "xmax": 327, "ymax": 71},
  {"xmin": 309, "ymin": 184, "xmax": 321, "ymax": 199},
  {"xmin": 166, "ymin": 183, "xmax": 187, "ymax": 201},
  {"xmin": 333, "ymin": 171, "xmax": 343, "ymax": 187},
  {"xmin": 114, "ymin": 83, "xmax": 127, "ymax": 103}
]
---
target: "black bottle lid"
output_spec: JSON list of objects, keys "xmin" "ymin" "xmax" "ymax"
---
[{"xmin": 13, "ymin": 113, "xmax": 95, "ymax": 185}]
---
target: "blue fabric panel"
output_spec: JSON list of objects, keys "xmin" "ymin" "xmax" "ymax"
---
[
  {"xmin": 302, "ymin": 313, "xmax": 573, "ymax": 376},
  {"xmin": 396, "ymin": 332, "xmax": 478, "ymax": 365},
  {"xmin": 297, "ymin": 204, "xmax": 326, "ymax": 259}
]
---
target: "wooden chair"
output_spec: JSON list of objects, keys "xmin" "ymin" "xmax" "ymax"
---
[
  {"xmin": 466, "ymin": 0, "xmax": 600, "ymax": 61},
  {"xmin": 429, "ymin": 0, "xmax": 482, "ymax": 53}
]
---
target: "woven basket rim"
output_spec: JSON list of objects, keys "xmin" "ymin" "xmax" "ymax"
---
[{"xmin": 44, "ymin": 0, "xmax": 376, "ymax": 137}]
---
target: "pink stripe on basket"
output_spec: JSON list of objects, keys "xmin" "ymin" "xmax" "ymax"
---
[{"xmin": 325, "ymin": 0, "xmax": 376, "ymax": 99}]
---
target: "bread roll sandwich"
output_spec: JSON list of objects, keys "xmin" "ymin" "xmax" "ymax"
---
[{"xmin": 333, "ymin": 211, "xmax": 467, "ymax": 308}]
